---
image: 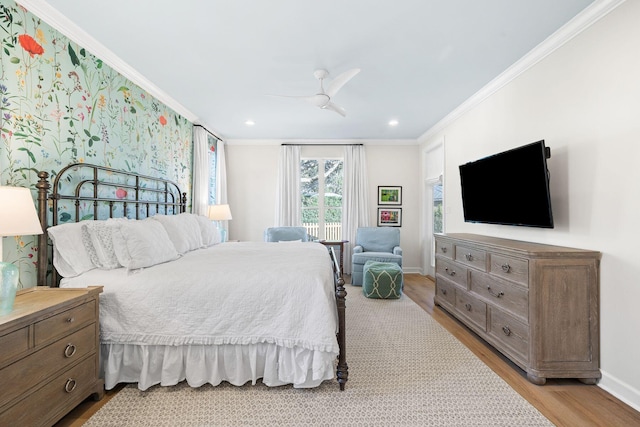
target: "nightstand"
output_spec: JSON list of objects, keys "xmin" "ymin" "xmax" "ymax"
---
[{"xmin": 0, "ymin": 286, "xmax": 104, "ymax": 426}]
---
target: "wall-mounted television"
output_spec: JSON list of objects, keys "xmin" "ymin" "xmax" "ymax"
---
[{"xmin": 459, "ymin": 140, "xmax": 554, "ymax": 228}]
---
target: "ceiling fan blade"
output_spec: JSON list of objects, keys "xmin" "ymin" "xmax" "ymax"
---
[
  {"xmin": 326, "ymin": 68, "xmax": 360, "ymax": 98},
  {"xmin": 268, "ymin": 94, "xmax": 329, "ymax": 108},
  {"xmin": 323, "ymin": 101, "xmax": 346, "ymax": 117}
]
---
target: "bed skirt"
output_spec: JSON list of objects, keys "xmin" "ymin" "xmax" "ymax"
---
[{"xmin": 101, "ymin": 342, "xmax": 338, "ymax": 390}]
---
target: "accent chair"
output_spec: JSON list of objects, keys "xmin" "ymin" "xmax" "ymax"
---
[
  {"xmin": 264, "ymin": 226, "xmax": 309, "ymax": 242},
  {"xmin": 351, "ymin": 227, "xmax": 402, "ymax": 286}
]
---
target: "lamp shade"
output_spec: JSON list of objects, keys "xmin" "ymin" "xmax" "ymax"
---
[
  {"xmin": 208, "ymin": 204, "xmax": 233, "ymax": 221},
  {"xmin": 0, "ymin": 187, "xmax": 43, "ymax": 237}
]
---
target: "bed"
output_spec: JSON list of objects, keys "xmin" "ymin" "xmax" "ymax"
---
[{"xmin": 35, "ymin": 163, "xmax": 348, "ymax": 391}]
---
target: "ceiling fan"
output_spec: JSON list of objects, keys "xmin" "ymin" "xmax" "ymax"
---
[{"xmin": 272, "ymin": 68, "xmax": 360, "ymax": 117}]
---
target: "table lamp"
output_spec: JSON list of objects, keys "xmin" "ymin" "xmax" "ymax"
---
[
  {"xmin": 208, "ymin": 204, "xmax": 232, "ymax": 242},
  {"xmin": 0, "ymin": 186, "xmax": 44, "ymax": 315}
]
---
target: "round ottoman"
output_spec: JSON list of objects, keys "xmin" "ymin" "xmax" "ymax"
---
[{"xmin": 362, "ymin": 260, "xmax": 403, "ymax": 299}]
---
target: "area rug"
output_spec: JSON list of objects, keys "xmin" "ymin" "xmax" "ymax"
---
[{"xmin": 85, "ymin": 287, "xmax": 552, "ymax": 426}]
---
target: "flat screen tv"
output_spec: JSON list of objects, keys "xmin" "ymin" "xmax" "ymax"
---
[{"xmin": 459, "ymin": 140, "xmax": 554, "ymax": 228}]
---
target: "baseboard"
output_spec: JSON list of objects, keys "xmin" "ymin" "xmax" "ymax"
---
[
  {"xmin": 599, "ymin": 370, "xmax": 640, "ymax": 412},
  {"xmin": 402, "ymin": 267, "xmax": 422, "ymax": 274}
]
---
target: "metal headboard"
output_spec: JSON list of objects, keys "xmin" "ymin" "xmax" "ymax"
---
[{"xmin": 36, "ymin": 163, "xmax": 187, "ymax": 287}]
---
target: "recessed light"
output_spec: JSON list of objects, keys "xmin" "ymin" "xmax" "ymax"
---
[
  {"xmin": 388, "ymin": 119, "xmax": 399, "ymax": 127},
  {"xmin": 245, "ymin": 120, "xmax": 255, "ymax": 126}
]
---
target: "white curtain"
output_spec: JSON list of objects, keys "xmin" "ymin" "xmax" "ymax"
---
[
  {"xmin": 215, "ymin": 140, "xmax": 230, "ymax": 234},
  {"xmin": 275, "ymin": 145, "xmax": 301, "ymax": 226},
  {"xmin": 342, "ymin": 145, "xmax": 370, "ymax": 274},
  {"xmin": 191, "ymin": 126, "xmax": 209, "ymax": 215}
]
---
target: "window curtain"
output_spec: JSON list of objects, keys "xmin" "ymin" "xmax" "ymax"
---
[
  {"xmin": 342, "ymin": 145, "xmax": 370, "ymax": 275},
  {"xmin": 191, "ymin": 126, "xmax": 209, "ymax": 216},
  {"xmin": 275, "ymin": 145, "xmax": 301, "ymax": 226},
  {"xmin": 215, "ymin": 140, "xmax": 230, "ymax": 234}
]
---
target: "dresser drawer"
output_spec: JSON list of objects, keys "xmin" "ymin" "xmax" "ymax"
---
[
  {"xmin": 435, "ymin": 277, "xmax": 457, "ymax": 307},
  {"xmin": 0, "ymin": 355, "xmax": 97, "ymax": 427},
  {"xmin": 490, "ymin": 254, "xmax": 529, "ymax": 286},
  {"xmin": 0, "ymin": 324, "xmax": 96, "ymax": 408},
  {"xmin": 470, "ymin": 271, "xmax": 529, "ymax": 322},
  {"xmin": 0, "ymin": 326, "xmax": 29, "ymax": 367},
  {"xmin": 34, "ymin": 300, "xmax": 96, "ymax": 347},
  {"xmin": 436, "ymin": 259, "xmax": 468, "ymax": 288},
  {"xmin": 455, "ymin": 292, "xmax": 487, "ymax": 331},
  {"xmin": 435, "ymin": 239, "xmax": 454, "ymax": 260},
  {"xmin": 488, "ymin": 308, "xmax": 529, "ymax": 363},
  {"xmin": 455, "ymin": 245, "xmax": 487, "ymax": 271}
]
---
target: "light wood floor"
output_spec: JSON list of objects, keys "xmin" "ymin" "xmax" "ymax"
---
[{"xmin": 56, "ymin": 274, "xmax": 640, "ymax": 427}]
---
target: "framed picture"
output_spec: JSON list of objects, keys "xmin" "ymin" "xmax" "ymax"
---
[
  {"xmin": 378, "ymin": 186, "xmax": 402, "ymax": 205},
  {"xmin": 377, "ymin": 208, "xmax": 402, "ymax": 227}
]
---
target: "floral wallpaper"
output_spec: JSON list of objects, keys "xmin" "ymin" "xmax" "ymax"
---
[{"xmin": 0, "ymin": 0, "xmax": 194, "ymax": 288}]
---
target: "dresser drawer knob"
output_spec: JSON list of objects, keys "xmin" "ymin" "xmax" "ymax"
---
[
  {"xmin": 464, "ymin": 303, "xmax": 472, "ymax": 311},
  {"xmin": 487, "ymin": 286, "xmax": 504, "ymax": 298},
  {"xmin": 64, "ymin": 378, "xmax": 77, "ymax": 393},
  {"xmin": 66, "ymin": 317, "xmax": 75, "ymax": 323},
  {"xmin": 502, "ymin": 326, "xmax": 512, "ymax": 336},
  {"xmin": 445, "ymin": 268, "xmax": 456, "ymax": 277},
  {"xmin": 440, "ymin": 247, "xmax": 447, "ymax": 253},
  {"xmin": 64, "ymin": 343, "xmax": 77, "ymax": 358},
  {"xmin": 465, "ymin": 253, "xmax": 473, "ymax": 261},
  {"xmin": 501, "ymin": 264, "xmax": 511, "ymax": 273},
  {"xmin": 441, "ymin": 289, "xmax": 447, "ymax": 295}
]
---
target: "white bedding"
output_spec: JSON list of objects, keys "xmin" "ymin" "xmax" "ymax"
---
[{"xmin": 61, "ymin": 241, "xmax": 339, "ymax": 390}]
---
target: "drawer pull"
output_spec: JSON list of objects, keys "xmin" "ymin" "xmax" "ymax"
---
[
  {"xmin": 441, "ymin": 289, "xmax": 447, "ymax": 295},
  {"xmin": 464, "ymin": 303, "xmax": 472, "ymax": 311},
  {"xmin": 440, "ymin": 246, "xmax": 448, "ymax": 253},
  {"xmin": 64, "ymin": 378, "xmax": 77, "ymax": 393},
  {"xmin": 445, "ymin": 268, "xmax": 456, "ymax": 277},
  {"xmin": 465, "ymin": 253, "xmax": 474, "ymax": 261},
  {"xmin": 487, "ymin": 286, "xmax": 504, "ymax": 298},
  {"xmin": 501, "ymin": 264, "xmax": 511, "ymax": 273},
  {"xmin": 64, "ymin": 343, "xmax": 77, "ymax": 358},
  {"xmin": 66, "ymin": 317, "xmax": 75, "ymax": 323},
  {"xmin": 502, "ymin": 326, "xmax": 512, "ymax": 336}
]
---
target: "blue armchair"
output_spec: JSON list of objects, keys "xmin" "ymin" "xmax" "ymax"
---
[
  {"xmin": 264, "ymin": 226, "xmax": 309, "ymax": 242},
  {"xmin": 351, "ymin": 227, "xmax": 402, "ymax": 286}
]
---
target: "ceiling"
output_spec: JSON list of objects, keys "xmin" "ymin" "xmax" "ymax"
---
[{"xmin": 38, "ymin": 0, "xmax": 595, "ymax": 141}]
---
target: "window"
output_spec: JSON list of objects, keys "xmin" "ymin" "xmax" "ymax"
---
[
  {"xmin": 208, "ymin": 136, "xmax": 218, "ymax": 205},
  {"xmin": 301, "ymin": 158, "xmax": 343, "ymax": 240}
]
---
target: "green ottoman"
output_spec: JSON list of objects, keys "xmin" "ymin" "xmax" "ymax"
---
[{"xmin": 362, "ymin": 260, "xmax": 403, "ymax": 299}]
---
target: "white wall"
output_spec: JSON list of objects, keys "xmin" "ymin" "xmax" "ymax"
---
[
  {"xmin": 419, "ymin": 0, "xmax": 640, "ymax": 409},
  {"xmin": 225, "ymin": 143, "xmax": 422, "ymax": 272}
]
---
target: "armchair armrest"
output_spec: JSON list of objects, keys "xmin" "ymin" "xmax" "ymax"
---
[
  {"xmin": 353, "ymin": 245, "xmax": 364, "ymax": 254},
  {"xmin": 393, "ymin": 246, "xmax": 402, "ymax": 256}
]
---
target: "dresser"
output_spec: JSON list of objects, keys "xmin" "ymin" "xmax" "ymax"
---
[
  {"xmin": 0, "ymin": 286, "xmax": 104, "ymax": 426},
  {"xmin": 434, "ymin": 233, "xmax": 601, "ymax": 385}
]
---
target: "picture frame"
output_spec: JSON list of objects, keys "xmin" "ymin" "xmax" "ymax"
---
[
  {"xmin": 378, "ymin": 186, "xmax": 402, "ymax": 205},
  {"xmin": 377, "ymin": 207, "xmax": 402, "ymax": 227}
]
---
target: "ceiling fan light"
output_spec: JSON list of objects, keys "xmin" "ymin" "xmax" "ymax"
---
[{"xmin": 389, "ymin": 119, "xmax": 399, "ymax": 126}]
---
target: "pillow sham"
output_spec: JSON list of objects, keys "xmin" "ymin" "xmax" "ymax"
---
[
  {"xmin": 151, "ymin": 213, "xmax": 204, "ymax": 255},
  {"xmin": 194, "ymin": 214, "xmax": 222, "ymax": 247},
  {"xmin": 81, "ymin": 218, "xmax": 127, "ymax": 270},
  {"xmin": 47, "ymin": 222, "xmax": 96, "ymax": 277},
  {"xmin": 111, "ymin": 219, "xmax": 179, "ymax": 270}
]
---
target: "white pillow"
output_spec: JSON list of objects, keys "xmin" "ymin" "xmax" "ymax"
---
[
  {"xmin": 81, "ymin": 218, "xmax": 127, "ymax": 269},
  {"xmin": 151, "ymin": 213, "xmax": 204, "ymax": 254},
  {"xmin": 111, "ymin": 219, "xmax": 179, "ymax": 270},
  {"xmin": 194, "ymin": 215, "xmax": 222, "ymax": 247},
  {"xmin": 278, "ymin": 239, "xmax": 302, "ymax": 243},
  {"xmin": 47, "ymin": 222, "xmax": 95, "ymax": 277}
]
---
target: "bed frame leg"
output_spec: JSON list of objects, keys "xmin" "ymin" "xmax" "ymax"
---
[{"xmin": 336, "ymin": 275, "xmax": 348, "ymax": 390}]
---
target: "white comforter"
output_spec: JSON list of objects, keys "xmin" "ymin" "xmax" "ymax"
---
[{"xmin": 61, "ymin": 241, "xmax": 339, "ymax": 389}]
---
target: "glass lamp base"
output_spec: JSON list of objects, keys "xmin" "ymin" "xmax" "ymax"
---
[{"xmin": 0, "ymin": 262, "xmax": 19, "ymax": 315}]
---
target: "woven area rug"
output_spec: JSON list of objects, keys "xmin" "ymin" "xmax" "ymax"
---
[{"xmin": 85, "ymin": 287, "xmax": 552, "ymax": 426}]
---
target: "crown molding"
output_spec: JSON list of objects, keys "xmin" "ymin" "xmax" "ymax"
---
[
  {"xmin": 16, "ymin": 0, "xmax": 199, "ymax": 124},
  {"xmin": 418, "ymin": 0, "xmax": 628, "ymax": 143},
  {"xmin": 225, "ymin": 139, "xmax": 418, "ymax": 146}
]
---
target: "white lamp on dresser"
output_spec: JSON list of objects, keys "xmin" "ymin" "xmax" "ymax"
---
[
  {"xmin": 208, "ymin": 204, "xmax": 233, "ymax": 242},
  {"xmin": 0, "ymin": 186, "xmax": 43, "ymax": 315}
]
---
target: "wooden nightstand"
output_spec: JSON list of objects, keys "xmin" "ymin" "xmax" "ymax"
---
[{"xmin": 0, "ymin": 286, "xmax": 104, "ymax": 426}]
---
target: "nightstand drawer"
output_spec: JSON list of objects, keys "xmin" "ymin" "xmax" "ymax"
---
[
  {"xmin": 455, "ymin": 245, "xmax": 486, "ymax": 271},
  {"xmin": 35, "ymin": 300, "xmax": 96, "ymax": 346},
  {"xmin": 0, "ymin": 324, "xmax": 95, "ymax": 408},
  {"xmin": 0, "ymin": 326, "xmax": 29, "ymax": 366},
  {"xmin": 0, "ymin": 356, "xmax": 96, "ymax": 427}
]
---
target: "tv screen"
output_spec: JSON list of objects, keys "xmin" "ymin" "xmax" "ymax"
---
[{"xmin": 459, "ymin": 140, "xmax": 554, "ymax": 228}]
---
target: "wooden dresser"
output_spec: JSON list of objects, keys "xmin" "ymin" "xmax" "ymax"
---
[
  {"xmin": 0, "ymin": 286, "xmax": 104, "ymax": 426},
  {"xmin": 434, "ymin": 233, "xmax": 601, "ymax": 385}
]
